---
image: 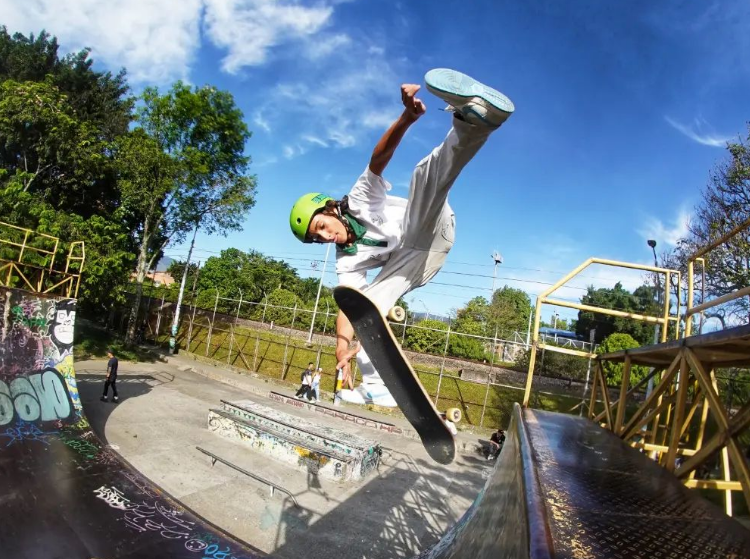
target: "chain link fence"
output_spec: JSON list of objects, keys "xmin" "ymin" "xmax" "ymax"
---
[{"xmin": 105, "ymin": 286, "xmax": 601, "ymax": 429}]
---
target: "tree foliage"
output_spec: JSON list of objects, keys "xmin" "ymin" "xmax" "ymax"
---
[
  {"xmin": 575, "ymin": 282, "xmax": 659, "ymax": 345},
  {"xmin": 595, "ymin": 333, "xmax": 649, "ymax": 386},
  {"xmin": 669, "ymin": 123, "xmax": 750, "ymax": 323},
  {"xmin": 0, "ymin": 29, "xmax": 135, "ymax": 311},
  {"xmin": 124, "ymin": 83, "xmax": 256, "ymax": 341},
  {"xmin": 404, "ymin": 318, "xmax": 448, "ymax": 353}
]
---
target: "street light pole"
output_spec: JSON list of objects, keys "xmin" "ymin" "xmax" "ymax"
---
[
  {"xmin": 307, "ymin": 242, "xmax": 331, "ymax": 345},
  {"xmin": 646, "ymin": 239, "xmax": 660, "ymax": 398},
  {"xmin": 491, "ymin": 251, "xmax": 503, "ymax": 299}
]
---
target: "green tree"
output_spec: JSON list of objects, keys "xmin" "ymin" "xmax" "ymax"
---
[
  {"xmin": 0, "ymin": 28, "xmax": 132, "ymax": 216},
  {"xmin": 404, "ymin": 318, "xmax": 448, "ymax": 353},
  {"xmin": 671, "ymin": 123, "xmax": 750, "ymax": 323},
  {"xmin": 448, "ymin": 317, "xmax": 487, "ymax": 360},
  {"xmin": 0, "ymin": 78, "xmax": 105, "ymax": 201},
  {"xmin": 124, "ymin": 83, "xmax": 256, "ymax": 342},
  {"xmin": 596, "ymin": 333, "xmax": 649, "ymax": 386},
  {"xmin": 488, "ymin": 286, "xmax": 531, "ymax": 339},
  {"xmin": 575, "ymin": 282, "xmax": 659, "ymax": 345},
  {"xmin": 195, "ymin": 248, "xmax": 300, "ymax": 309}
]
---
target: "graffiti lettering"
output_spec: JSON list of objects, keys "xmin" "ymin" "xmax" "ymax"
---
[
  {"xmin": 123, "ymin": 501, "xmax": 194, "ymax": 539},
  {"xmin": 94, "ymin": 485, "xmax": 131, "ymax": 510},
  {"xmin": 94, "ymin": 485, "xmax": 195, "ymax": 540},
  {"xmin": 185, "ymin": 538, "xmax": 209, "ymax": 552},
  {"xmin": 61, "ymin": 435, "xmax": 100, "ymax": 458},
  {"xmin": 0, "ymin": 368, "xmax": 73, "ymax": 426},
  {"xmin": 1, "ymin": 421, "xmax": 58, "ymax": 447},
  {"xmin": 10, "ymin": 305, "xmax": 48, "ymax": 330}
]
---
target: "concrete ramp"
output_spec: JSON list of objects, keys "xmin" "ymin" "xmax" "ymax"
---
[{"xmin": 0, "ymin": 287, "xmax": 262, "ymax": 558}]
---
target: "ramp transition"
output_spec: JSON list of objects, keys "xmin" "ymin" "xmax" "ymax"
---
[{"xmin": 2, "ymin": 286, "xmax": 749, "ymax": 558}]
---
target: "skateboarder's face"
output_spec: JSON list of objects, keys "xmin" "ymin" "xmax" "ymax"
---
[{"xmin": 308, "ymin": 212, "xmax": 348, "ymax": 244}]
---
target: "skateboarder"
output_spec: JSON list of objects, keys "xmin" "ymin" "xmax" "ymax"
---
[
  {"xmin": 100, "ymin": 349, "xmax": 119, "ymax": 403},
  {"xmin": 290, "ymin": 68, "xmax": 514, "ymax": 406}
]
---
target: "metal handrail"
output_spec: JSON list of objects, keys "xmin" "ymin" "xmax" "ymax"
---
[{"xmin": 195, "ymin": 446, "xmax": 300, "ymax": 508}]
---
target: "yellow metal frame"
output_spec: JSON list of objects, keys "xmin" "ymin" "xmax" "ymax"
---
[
  {"xmin": 0, "ymin": 221, "xmax": 85, "ymax": 297},
  {"xmin": 540, "ymin": 218, "xmax": 750, "ymax": 517},
  {"xmin": 522, "ymin": 257, "xmax": 680, "ymax": 407}
]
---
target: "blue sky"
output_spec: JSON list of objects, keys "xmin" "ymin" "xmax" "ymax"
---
[{"xmin": 4, "ymin": 0, "xmax": 749, "ymax": 324}]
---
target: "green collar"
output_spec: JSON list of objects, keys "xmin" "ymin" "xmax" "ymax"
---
[{"xmin": 338, "ymin": 214, "xmax": 388, "ymax": 255}]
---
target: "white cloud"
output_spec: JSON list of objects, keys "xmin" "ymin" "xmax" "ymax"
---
[
  {"xmin": 0, "ymin": 0, "xmax": 202, "ymax": 84},
  {"xmin": 253, "ymin": 111, "xmax": 272, "ymax": 133},
  {"xmin": 640, "ymin": 209, "xmax": 691, "ymax": 247},
  {"xmin": 302, "ymin": 33, "xmax": 351, "ymax": 60},
  {"xmin": 665, "ymin": 116, "xmax": 733, "ymax": 147},
  {"xmin": 203, "ymin": 0, "xmax": 333, "ymax": 73},
  {"xmin": 301, "ymin": 135, "xmax": 329, "ymax": 148},
  {"xmin": 1, "ymin": 0, "xmax": 348, "ymax": 85},
  {"xmin": 362, "ymin": 109, "xmax": 402, "ymax": 130}
]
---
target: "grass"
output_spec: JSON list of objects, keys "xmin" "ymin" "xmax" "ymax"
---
[{"xmin": 74, "ymin": 321, "xmax": 154, "ymax": 362}]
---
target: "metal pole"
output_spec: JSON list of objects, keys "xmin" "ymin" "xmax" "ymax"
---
[
  {"xmin": 646, "ymin": 240, "xmax": 660, "ymax": 398},
  {"xmin": 434, "ymin": 319, "xmax": 451, "ymax": 407},
  {"xmin": 228, "ymin": 290, "xmax": 243, "ymax": 365},
  {"xmin": 525, "ymin": 302, "xmax": 533, "ymax": 349},
  {"xmin": 187, "ymin": 296, "xmax": 198, "ymax": 352},
  {"xmin": 206, "ymin": 289, "xmax": 219, "ymax": 357},
  {"xmin": 479, "ymin": 325, "xmax": 499, "ymax": 428},
  {"xmin": 307, "ymin": 242, "xmax": 331, "ymax": 344}
]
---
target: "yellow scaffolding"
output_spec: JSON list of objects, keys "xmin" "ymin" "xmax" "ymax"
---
[
  {"xmin": 0, "ymin": 221, "xmax": 85, "ymax": 297},
  {"xmin": 522, "ymin": 221, "xmax": 750, "ymax": 516}
]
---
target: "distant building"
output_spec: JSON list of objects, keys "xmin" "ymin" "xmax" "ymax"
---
[{"xmin": 131, "ymin": 271, "xmax": 175, "ymax": 286}]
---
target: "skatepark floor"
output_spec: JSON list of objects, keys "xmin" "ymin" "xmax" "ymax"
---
[{"xmin": 75, "ymin": 353, "xmax": 492, "ymax": 559}]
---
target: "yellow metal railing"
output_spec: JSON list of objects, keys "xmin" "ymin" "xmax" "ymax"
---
[
  {"xmin": 0, "ymin": 221, "xmax": 85, "ymax": 298},
  {"xmin": 522, "ymin": 257, "xmax": 680, "ymax": 406}
]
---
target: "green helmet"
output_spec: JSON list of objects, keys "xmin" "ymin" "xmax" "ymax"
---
[{"xmin": 289, "ymin": 192, "xmax": 333, "ymax": 243}]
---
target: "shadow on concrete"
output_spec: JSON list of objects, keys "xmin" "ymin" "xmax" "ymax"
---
[{"xmin": 272, "ymin": 454, "xmax": 484, "ymax": 559}]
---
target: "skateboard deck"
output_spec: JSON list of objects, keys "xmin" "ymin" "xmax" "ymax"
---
[{"xmin": 333, "ymin": 285, "xmax": 457, "ymax": 464}]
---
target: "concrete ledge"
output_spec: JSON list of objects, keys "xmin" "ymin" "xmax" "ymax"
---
[{"xmin": 207, "ymin": 401, "xmax": 380, "ymax": 482}]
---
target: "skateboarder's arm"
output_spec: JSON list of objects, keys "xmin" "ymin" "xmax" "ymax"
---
[
  {"xmin": 335, "ymin": 312, "xmax": 360, "ymax": 378},
  {"xmin": 368, "ymin": 84, "xmax": 425, "ymax": 176}
]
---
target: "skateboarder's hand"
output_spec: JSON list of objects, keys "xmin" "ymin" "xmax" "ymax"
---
[
  {"xmin": 401, "ymin": 84, "xmax": 425, "ymax": 120},
  {"xmin": 336, "ymin": 342, "xmax": 361, "ymax": 382}
]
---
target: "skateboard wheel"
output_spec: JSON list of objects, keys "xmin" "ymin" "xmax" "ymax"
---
[
  {"xmin": 445, "ymin": 407, "xmax": 461, "ymax": 423},
  {"xmin": 387, "ymin": 306, "xmax": 406, "ymax": 322}
]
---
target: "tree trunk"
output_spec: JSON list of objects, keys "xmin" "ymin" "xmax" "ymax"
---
[
  {"xmin": 126, "ymin": 239, "xmax": 150, "ymax": 344},
  {"xmin": 169, "ymin": 224, "xmax": 199, "ymax": 354}
]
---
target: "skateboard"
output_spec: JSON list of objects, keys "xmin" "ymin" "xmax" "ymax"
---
[{"xmin": 333, "ymin": 285, "xmax": 461, "ymax": 464}]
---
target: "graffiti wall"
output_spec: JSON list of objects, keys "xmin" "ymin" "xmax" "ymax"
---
[{"xmin": 0, "ymin": 287, "xmax": 263, "ymax": 558}]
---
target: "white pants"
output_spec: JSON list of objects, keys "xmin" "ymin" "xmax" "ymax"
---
[{"xmin": 357, "ymin": 117, "xmax": 494, "ymax": 384}]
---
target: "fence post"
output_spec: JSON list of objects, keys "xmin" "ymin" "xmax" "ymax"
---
[
  {"xmin": 434, "ymin": 320, "xmax": 451, "ymax": 407},
  {"xmin": 187, "ymin": 298, "xmax": 198, "ymax": 353},
  {"xmin": 281, "ymin": 303, "xmax": 298, "ymax": 380},
  {"xmin": 206, "ymin": 289, "xmax": 219, "ymax": 357},
  {"xmin": 479, "ymin": 326, "xmax": 499, "ymax": 428},
  {"xmin": 261, "ymin": 293, "xmax": 268, "ymax": 324},
  {"xmin": 227, "ymin": 291, "xmax": 243, "ymax": 365},
  {"xmin": 155, "ymin": 290, "xmax": 166, "ymax": 341}
]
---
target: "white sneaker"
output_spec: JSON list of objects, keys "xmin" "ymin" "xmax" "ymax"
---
[
  {"xmin": 337, "ymin": 384, "xmax": 398, "ymax": 407},
  {"xmin": 425, "ymin": 68, "xmax": 514, "ymax": 128}
]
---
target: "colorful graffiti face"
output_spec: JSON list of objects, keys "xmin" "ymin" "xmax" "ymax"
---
[{"xmin": 53, "ymin": 309, "xmax": 76, "ymax": 346}]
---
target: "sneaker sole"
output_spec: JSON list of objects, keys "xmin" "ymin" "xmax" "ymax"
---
[{"xmin": 425, "ymin": 68, "xmax": 514, "ymax": 122}]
